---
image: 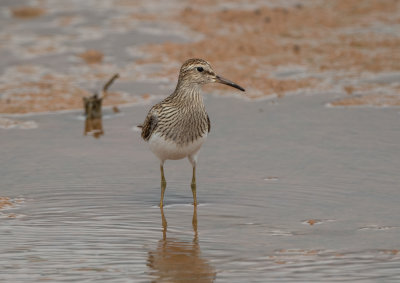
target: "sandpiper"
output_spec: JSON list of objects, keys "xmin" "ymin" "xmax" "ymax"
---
[{"xmin": 139, "ymin": 58, "xmax": 245, "ymax": 207}]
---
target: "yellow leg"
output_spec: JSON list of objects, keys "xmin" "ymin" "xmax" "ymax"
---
[
  {"xmin": 191, "ymin": 166, "xmax": 197, "ymax": 206},
  {"xmin": 160, "ymin": 165, "xmax": 166, "ymax": 207}
]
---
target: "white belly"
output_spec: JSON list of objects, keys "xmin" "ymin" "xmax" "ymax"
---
[{"xmin": 148, "ymin": 132, "xmax": 207, "ymax": 161}]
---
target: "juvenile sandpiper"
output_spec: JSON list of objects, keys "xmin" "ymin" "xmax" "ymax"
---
[{"xmin": 139, "ymin": 58, "xmax": 245, "ymax": 207}]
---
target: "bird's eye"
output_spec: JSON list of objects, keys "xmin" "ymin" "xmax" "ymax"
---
[{"xmin": 197, "ymin": 67, "xmax": 204, "ymax": 72}]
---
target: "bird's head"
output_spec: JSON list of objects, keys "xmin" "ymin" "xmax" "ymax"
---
[{"xmin": 177, "ymin": 58, "xmax": 245, "ymax": 92}]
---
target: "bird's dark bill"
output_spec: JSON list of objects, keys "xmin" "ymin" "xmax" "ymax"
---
[{"xmin": 216, "ymin": 75, "xmax": 245, "ymax": 92}]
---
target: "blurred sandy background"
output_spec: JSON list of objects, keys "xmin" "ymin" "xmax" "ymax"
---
[{"xmin": 0, "ymin": 0, "xmax": 399, "ymax": 115}]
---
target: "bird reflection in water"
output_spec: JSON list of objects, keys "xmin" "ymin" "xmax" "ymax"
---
[{"xmin": 147, "ymin": 207, "xmax": 216, "ymax": 282}]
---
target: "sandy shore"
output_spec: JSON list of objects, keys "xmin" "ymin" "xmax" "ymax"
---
[{"xmin": 0, "ymin": 0, "xmax": 399, "ymax": 114}]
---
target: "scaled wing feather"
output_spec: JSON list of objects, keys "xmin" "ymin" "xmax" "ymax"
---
[{"xmin": 141, "ymin": 111, "xmax": 158, "ymax": 141}]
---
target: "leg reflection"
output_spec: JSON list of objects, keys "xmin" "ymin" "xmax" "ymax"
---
[
  {"xmin": 147, "ymin": 207, "xmax": 216, "ymax": 282},
  {"xmin": 192, "ymin": 205, "xmax": 198, "ymax": 244},
  {"xmin": 160, "ymin": 207, "xmax": 167, "ymax": 241}
]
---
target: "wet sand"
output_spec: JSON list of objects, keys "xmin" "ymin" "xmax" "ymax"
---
[
  {"xmin": 1, "ymin": 93, "xmax": 400, "ymax": 281},
  {"xmin": 0, "ymin": 0, "xmax": 187, "ymax": 114},
  {"xmin": 137, "ymin": 0, "xmax": 400, "ymax": 102},
  {"xmin": 1, "ymin": 0, "xmax": 399, "ymax": 114}
]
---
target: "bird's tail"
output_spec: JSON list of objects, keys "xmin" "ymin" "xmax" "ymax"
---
[{"xmin": 132, "ymin": 125, "xmax": 143, "ymax": 133}]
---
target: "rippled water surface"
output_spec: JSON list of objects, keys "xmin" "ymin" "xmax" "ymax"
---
[{"xmin": 1, "ymin": 95, "xmax": 400, "ymax": 282}]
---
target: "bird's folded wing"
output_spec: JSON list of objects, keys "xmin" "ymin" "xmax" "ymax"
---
[
  {"xmin": 207, "ymin": 113, "xmax": 211, "ymax": 133},
  {"xmin": 141, "ymin": 112, "xmax": 158, "ymax": 141}
]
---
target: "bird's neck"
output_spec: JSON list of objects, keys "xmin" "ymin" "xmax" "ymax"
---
[{"xmin": 170, "ymin": 81, "xmax": 204, "ymax": 107}]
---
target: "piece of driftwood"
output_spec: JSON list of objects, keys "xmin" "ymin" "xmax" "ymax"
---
[
  {"xmin": 83, "ymin": 73, "xmax": 119, "ymax": 137},
  {"xmin": 83, "ymin": 73, "xmax": 119, "ymax": 119}
]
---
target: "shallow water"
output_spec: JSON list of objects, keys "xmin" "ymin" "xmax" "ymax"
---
[{"xmin": 1, "ymin": 94, "xmax": 400, "ymax": 282}]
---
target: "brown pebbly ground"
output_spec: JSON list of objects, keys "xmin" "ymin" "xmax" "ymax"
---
[
  {"xmin": 330, "ymin": 94, "xmax": 400, "ymax": 107},
  {"xmin": 136, "ymin": 0, "xmax": 400, "ymax": 103},
  {"xmin": 1, "ymin": 0, "xmax": 399, "ymax": 114},
  {"xmin": 78, "ymin": 50, "xmax": 104, "ymax": 65},
  {"xmin": 0, "ymin": 197, "xmax": 13, "ymax": 209},
  {"xmin": 0, "ymin": 74, "xmax": 139, "ymax": 114},
  {"xmin": 11, "ymin": 6, "xmax": 46, "ymax": 19}
]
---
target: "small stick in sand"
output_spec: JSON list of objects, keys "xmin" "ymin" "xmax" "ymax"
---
[{"xmin": 101, "ymin": 73, "xmax": 120, "ymax": 99}]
